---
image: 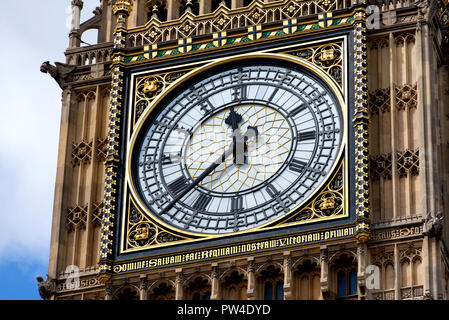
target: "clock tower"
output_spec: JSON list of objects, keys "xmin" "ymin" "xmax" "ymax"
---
[{"xmin": 40, "ymin": 0, "xmax": 449, "ymax": 300}]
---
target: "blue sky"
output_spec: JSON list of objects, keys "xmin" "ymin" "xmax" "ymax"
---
[{"xmin": 0, "ymin": 1, "xmax": 99, "ymax": 300}]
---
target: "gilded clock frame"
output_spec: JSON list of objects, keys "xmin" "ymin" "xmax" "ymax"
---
[{"xmin": 120, "ymin": 36, "xmax": 350, "ymax": 254}]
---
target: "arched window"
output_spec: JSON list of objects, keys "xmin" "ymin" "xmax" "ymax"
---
[
  {"xmin": 333, "ymin": 254, "xmax": 358, "ymax": 299},
  {"xmin": 275, "ymin": 281, "xmax": 284, "ymax": 300},
  {"xmin": 186, "ymin": 277, "xmax": 211, "ymax": 300},
  {"xmin": 336, "ymin": 269, "xmax": 357, "ymax": 297},
  {"xmin": 116, "ymin": 287, "xmax": 139, "ymax": 300},
  {"xmin": 264, "ymin": 282, "xmax": 273, "ymax": 300},
  {"xmin": 337, "ymin": 271, "xmax": 346, "ymax": 297},
  {"xmin": 191, "ymin": 291, "xmax": 210, "ymax": 300},
  {"xmin": 149, "ymin": 282, "xmax": 175, "ymax": 300},
  {"xmin": 348, "ymin": 269, "xmax": 357, "ymax": 295},
  {"xmin": 260, "ymin": 265, "xmax": 284, "ymax": 300},
  {"xmin": 222, "ymin": 271, "xmax": 247, "ymax": 300},
  {"xmin": 296, "ymin": 260, "xmax": 321, "ymax": 300},
  {"xmin": 385, "ymin": 264, "xmax": 395, "ymax": 289}
]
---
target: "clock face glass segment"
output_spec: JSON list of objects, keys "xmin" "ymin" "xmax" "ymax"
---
[{"xmin": 133, "ymin": 61, "xmax": 343, "ymax": 235}]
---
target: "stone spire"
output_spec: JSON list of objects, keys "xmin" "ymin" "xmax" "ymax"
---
[
  {"xmin": 71, "ymin": 0, "xmax": 84, "ymax": 31},
  {"xmin": 112, "ymin": 0, "xmax": 134, "ymax": 29},
  {"xmin": 68, "ymin": 0, "xmax": 84, "ymax": 48}
]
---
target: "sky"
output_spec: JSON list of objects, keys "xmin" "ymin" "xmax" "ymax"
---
[{"xmin": 0, "ymin": 1, "xmax": 100, "ymax": 300}]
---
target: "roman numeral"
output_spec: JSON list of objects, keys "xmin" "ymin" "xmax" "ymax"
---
[
  {"xmin": 288, "ymin": 103, "xmax": 307, "ymax": 118},
  {"xmin": 298, "ymin": 131, "xmax": 316, "ymax": 141},
  {"xmin": 167, "ymin": 176, "xmax": 189, "ymax": 196},
  {"xmin": 266, "ymin": 184, "xmax": 280, "ymax": 198},
  {"xmin": 232, "ymin": 85, "xmax": 247, "ymax": 102},
  {"xmin": 289, "ymin": 158, "xmax": 308, "ymax": 173},
  {"xmin": 192, "ymin": 194, "xmax": 212, "ymax": 211},
  {"xmin": 231, "ymin": 196, "xmax": 243, "ymax": 212},
  {"xmin": 266, "ymin": 183, "xmax": 290, "ymax": 212},
  {"xmin": 199, "ymin": 99, "xmax": 215, "ymax": 115}
]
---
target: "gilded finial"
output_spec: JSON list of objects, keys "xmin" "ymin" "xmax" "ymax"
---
[{"xmin": 112, "ymin": 0, "xmax": 134, "ymax": 17}]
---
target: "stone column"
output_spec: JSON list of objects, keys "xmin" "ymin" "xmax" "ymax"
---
[
  {"xmin": 283, "ymin": 252, "xmax": 293, "ymax": 300},
  {"xmin": 211, "ymin": 264, "xmax": 220, "ymax": 300},
  {"xmin": 167, "ymin": 0, "xmax": 180, "ymax": 21},
  {"xmin": 48, "ymin": 87, "xmax": 74, "ymax": 280},
  {"xmin": 231, "ymin": 0, "xmax": 243, "ymax": 9},
  {"xmin": 320, "ymin": 246, "xmax": 329, "ymax": 299},
  {"xmin": 105, "ymin": 282, "xmax": 113, "ymax": 300},
  {"xmin": 128, "ymin": 0, "xmax": 139, "ymax": 27},
  {"xmin": 98, "ymin": 0, "xmax": 133, "ymax": 285},
  {"xmin": 357, "ymin": 243, "xmax": 367, "ymax": 300},
  {"xmin": 69, "ymin": 0, "xmax": 84, "ymax": 48},
  {"xmin": 102, "ymin": 1, "xmax": 115, "ymax": 43},
  {"xmin": 200, "ymin": 0, "xmax": 212, "ymax": 15},
  {"xmin": 394, "ymin": 243, "xmax": 400, "ymax": 300},
  {"xmin": 246, "ymin": 258, "xmax": 255, "ymax": 300},
  {"xmin": 139, "ymin": 275, "xmax": 148, "ymax": 300},
  {"xmin": 175, "ymin": 269, "xmax": 185, "ymax": 300}
]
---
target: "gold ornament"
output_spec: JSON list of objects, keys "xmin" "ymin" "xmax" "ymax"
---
[
  {"xmin": 319, "ymin": 197, "xmax": 336, "ymax": 211},
  {"xmin": 143, "ymin": 79, "xmax": 158, "ymax": 94},
  {"xmin": 320, "ymin": 49, "xmax": 335, "ymax": 62},
  {"xmin": 135, "ymin": 226, "xmax": 150, "ymax": 240},
  {"xmin": 112, "ymin": 0, "xmax": 133, "ymax": 16}
]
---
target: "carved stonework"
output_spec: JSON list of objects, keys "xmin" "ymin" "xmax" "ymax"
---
[
  {"xmin": 368, "ymin": 37, "xmax": 389, "ymax": 50},
  {"xmin": 320, "ymin": 248, "xmax": 328, "ymax": 263},
  {"xmin": 37, "ymin": 276, "xmax": 57, "ymax": 300},
  {"xmin": 396, "ymin": 149, "xmax": 419, "ymax": 177},
  {"xmin": 370, "ymin": 247, "xmax": 394, "ymax": 266},
  {"xmin": 211, "ymin": 266, "xmax": 219, "ymax": 279},
  {"xmin": 395, "ymin": 84, "xmax": 418, "ymax": 110},
  {"xmin": 176, "ymin": 272, "xmax": 185, "ymax": 286},
  {"xmin": 370, "ymin": 153, "xmax": 392, "ymax": 180},
  {"xmin": 91, "ymin": 202, "xmax": 104, "ymax": 227},
  {"xmin": 66, "ymin": 204, "xmax": 88, "ymax": 231},
  {"xmin": 399, "ymin": 245, "xmax": 422, "ymax": 261},
  {"xmin": 72, "ymin": 140, "xmax": 93, "ymax": 167},
  {"xmin": 71, "ymin": 0, "xmax": 84, "ymax": 9},
  {"xmin": 96, "ymin": 137, "xmax": 108, "ymax": 162},
  {"xmin": 40, "ymin": 61, "xmax": 76, "ymax": 89},
  {"xmin": 369, "ymin": 88, "xmax": 391, "ymax": 114},
  {"xmin": 394, "ymin": 32, "xmax": 416, "ymax": 46},
  {"xmin": 424, "ymin": 211, "xmax": 443, "ymax": 238},
  {"xmin": 247, "ymin": 261, "xmax": 255, "ymax": 274},
  {"xmin": 140, "ymin": 277, "xmax": 149, "ymax": 291}
]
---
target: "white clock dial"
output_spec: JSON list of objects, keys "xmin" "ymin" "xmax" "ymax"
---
[{"xmin": 133, "ymin": 60, "xmax": 343, "ymax": 234}]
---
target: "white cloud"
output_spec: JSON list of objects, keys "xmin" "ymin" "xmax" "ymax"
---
[{"xmin": 0, "ymin": 0, "xmax": 101, "ymax": 265}]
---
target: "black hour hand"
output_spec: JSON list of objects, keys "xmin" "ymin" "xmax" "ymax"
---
[{"xmin": 225, "ymin": 107, "xmax": 243, "ymax": 131}]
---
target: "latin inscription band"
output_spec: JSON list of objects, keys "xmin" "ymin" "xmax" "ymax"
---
[{"xmin": 114, "ymin": 226, "xmax": 355, "ymax": 274}]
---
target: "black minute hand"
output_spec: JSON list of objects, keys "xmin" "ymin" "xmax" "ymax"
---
[{"xmin": 159, "ymin": 144, "xmax": 234, "ymax": 216}]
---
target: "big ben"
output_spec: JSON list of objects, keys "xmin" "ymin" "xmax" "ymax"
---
[{"xmin": 38, "ymin": 0, "xmax": 449, "ymax": 300}]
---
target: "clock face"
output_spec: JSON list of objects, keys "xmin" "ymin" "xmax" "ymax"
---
[{"xmin": 132, "ymin": 59, "xmax": 343, "ymax": 235}]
